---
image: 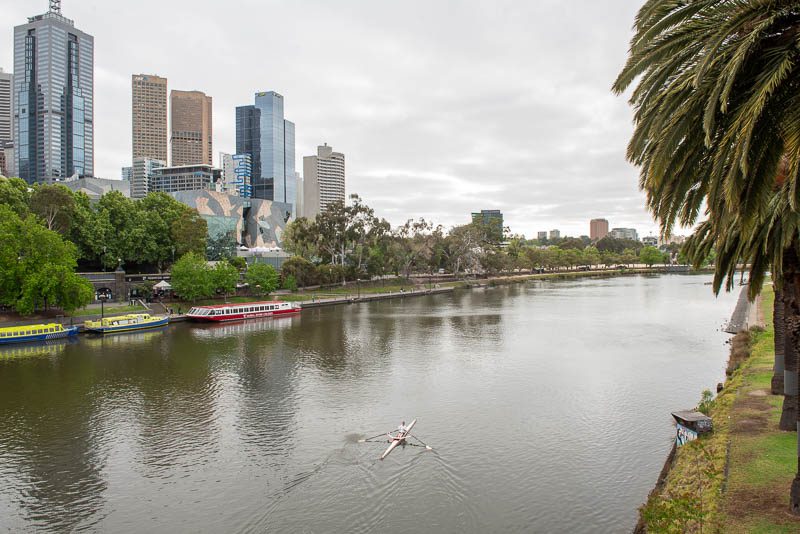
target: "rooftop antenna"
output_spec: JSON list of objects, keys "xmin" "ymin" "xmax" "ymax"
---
[{"xmin": 49, "ymin": 0, "xmax": 61, "ymax": 14}]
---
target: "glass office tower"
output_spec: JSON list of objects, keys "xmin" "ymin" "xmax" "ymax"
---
[
  {"xmin": 236, "ymin": 91, "xmax": 295, "ymax": 213},
  {"xmin": 14, "ymin": 3, "xmax": 94, "ymax": 184}
]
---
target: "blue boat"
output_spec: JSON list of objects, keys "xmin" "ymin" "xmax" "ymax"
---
[
  {"xmin": 0, "ymin": 323, "xmax": 79, "ymax": 345},
  {"xmin": 84, "ymin": 313, "xmax": 169, "ymax": 334}
]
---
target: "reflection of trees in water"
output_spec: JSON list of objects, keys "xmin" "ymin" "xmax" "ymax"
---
[
  {"xmin": 123, "ymin": 327, "xmax": 223, "ymax": 478},
  {"xmin": 0, "ymin": 355, "xmax": 108, "ymax": 531},
  {"xmin": 232, "ymin": 330, "xmax": 300, "ymax": 467},
  {"xmin": 282, "ymin": 305, "xmax": 398, "ymax": 377}
]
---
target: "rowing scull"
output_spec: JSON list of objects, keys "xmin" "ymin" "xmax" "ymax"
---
[{"xmin": 380, "ymin": 418, "xmax": 416, "ymax": 460}]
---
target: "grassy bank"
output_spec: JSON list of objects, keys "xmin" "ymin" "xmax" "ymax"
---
[{"xmin": 639, "ymin": 285, "xmax": 800, "ymax": 532}]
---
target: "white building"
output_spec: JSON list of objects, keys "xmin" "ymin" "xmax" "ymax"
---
[
  {"xmin": 303, "ymin": 143, "xmax": 345, "ymax": 220},
  {"xmin": 610, "ymin": 227, "xmax": 639, "ymax": 241},
  {"xmin": 131, "ymin": 157, "xmax": 165, "ymax": 199},
  {"xmin": 219, "ymin": 152, "xmax": 252, "ymax": 197}
]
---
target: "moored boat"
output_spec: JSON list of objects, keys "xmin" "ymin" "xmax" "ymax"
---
[
  {"xmin": 0, "ymin": 323, "xmax": 78, "ymax": 345},
  {"xmin": 380, "ymin": 419, "xmax": 417, "ymax": 460},
  {"xmin": 186, "ymin": 301, "xmax": 300, "ymax": 322},
  {"xmin": 84, "ymin": 313, "xmax": 169, "ymax": 334}
]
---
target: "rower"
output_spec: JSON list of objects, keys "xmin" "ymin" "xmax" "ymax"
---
[{"xmin": 396, "ymin": 421, "xmax": 407, "ymax": 435}]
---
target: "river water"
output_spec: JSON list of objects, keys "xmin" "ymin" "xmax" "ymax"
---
[{"xmin": 0, "ymin": 274, "xmax": 739, "ymax": 533}]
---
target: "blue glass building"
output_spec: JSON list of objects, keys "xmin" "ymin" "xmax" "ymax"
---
[
  {"xmin": 14, "ymin": 2, "xmax": 94, "ymax": 184},
  {"xmin": 235, "ymin": 91, "xmax": 295, "ymax": 213}
]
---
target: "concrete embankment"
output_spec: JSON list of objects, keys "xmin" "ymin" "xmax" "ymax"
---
[{"xmin": 298, "ymin": 286, "xmax": 454, "ymax": 308}]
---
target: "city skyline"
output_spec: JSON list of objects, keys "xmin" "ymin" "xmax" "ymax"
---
[{"xmin": 0, "ymin": 0, "xmax": 658, "ymax": 236}]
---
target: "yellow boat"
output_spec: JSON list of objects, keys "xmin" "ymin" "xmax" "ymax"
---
[
  {"xmin": 84, "ymin": 313, "xmax": 169, "ymax": 334},
  {"xmin": 0, "ymin": 323, "xmax": 78, "ymax": 345}
]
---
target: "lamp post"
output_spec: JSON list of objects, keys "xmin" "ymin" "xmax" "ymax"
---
[
  {"xmin": 99, "ymin": 292, "xmax": 108, "ymax": 319},
  {"xmin": 357, "ymin": 278, "xmax": 361, "ymax": 300}
]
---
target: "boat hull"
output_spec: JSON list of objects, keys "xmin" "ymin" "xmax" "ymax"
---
[
  {"xmin": 0, "ymin": 327, "xmax": 78, "ymax": 346},
  {"xmin": 380, "ymin": 419, "xmax": 417, "ymax": 460},
  {"xmin": 85, "ymin": 316, "xmax": 170, "ymax": 334},
  {"xmin": 188, "ymin": 308, "xmax": 300, "ymax": 322}
]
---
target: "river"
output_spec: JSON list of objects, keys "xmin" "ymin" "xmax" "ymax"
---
[{"xmin": 0, "ymin": 274, "xmax": 740, "ymax": 533}]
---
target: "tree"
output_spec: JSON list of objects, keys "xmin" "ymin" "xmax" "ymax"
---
[
  {"xmin": 0, "ymin": 205, "xmax": 93, "ymax": 314},
  {"xmin": 171, "ymin": 210, "xmax": 207, "ymax": 259},
  {"xmin": 246, "ymin": 263, "xmax": 279, "ymax": 296},
  {"xmin": 639, "ymin": 246, "xmax": 663, "ymax": 267},
  {"xmin": 614, "ymin": 0, "xmax": 800, "ymax": 512},
  {"xmin": 212, "ymin": 261, "xmax": 239, "ymax": 298},
  {"xmin": 282, "ymin": 217, "xmax": 318, "ymax": 260},
  {"xmin": 171, "ymin": 252, "xmax": 213, "ymax": 302},
  {"xmin": 29, "ymin": 184, "xmax": 76, "ymax": 234},
  {"xmin": 281, "ymin": 256, "xmax": 318, "ymax": 288},
  {"xmin": 0, "ymin": 177, "xmax": 30, "ymax": 217}
]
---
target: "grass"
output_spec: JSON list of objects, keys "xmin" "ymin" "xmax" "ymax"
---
[
  {"xmin": 640, "ymin": 283, "xmax": 800, "ymax": 533},
  {"xmin": 67, "ymin": 304, "xmax": 148, "ymax": 317}
]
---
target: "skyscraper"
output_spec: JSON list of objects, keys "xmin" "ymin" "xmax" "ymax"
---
[
  {"xmin": 235, "ymin": 91, "xmax": 296, "ymax": 212},
  {"xmin": 303, "ymin": 143, "xmax": 345, "ymax": 220},
  {"xmin": 590, "ymin": 218, "xmax": 609, "ymax": 240},
  {"xmin": 131, "ymin": 157, "xmax": 165, "ymax": 199},
  {"xmin": 0, "ymin": 69, "xmax": 12, "ymax": 148},
  {"xmin": 14, "ymin": 1, "xmax": 94, "ymax": 184},
  {"xmin": 235, "ymin": 105, "xmax": 260, "ymax": 186},
  {"xmin": 132, "ymin": 74, "xmax": 167, "ymax": 162},
  {"xmin": 219, "ymin": 152, "xmax": 252, "ymax": 198},
  {"xmin": 170, "ymin": 90, "xmax": 212, "ymax": 166}
]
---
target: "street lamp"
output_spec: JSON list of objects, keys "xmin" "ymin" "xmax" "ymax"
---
[
  {"xmin": 99, "ymin": 292, "xmax": 109, "ymax": 319},
  {"xmin": 357, "ymin": 278, "xmax": 361, "ymax": 300}
]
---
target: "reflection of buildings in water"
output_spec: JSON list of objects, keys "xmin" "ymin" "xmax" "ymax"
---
[
  {"xmin": 0, "ymin": 338, "xmax": 74, "ymax": 360},
  {"xmin": 190, "ymin": 315, "xmax": 297, "ymax": 340},
  {"xmin": 80, "ymin": 327, "xmax": 167, "ymax": 348}
]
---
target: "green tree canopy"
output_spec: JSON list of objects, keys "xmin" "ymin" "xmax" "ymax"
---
[
  {"xmin": 171, "ymin": 252, "xmax": 213, "ymax": 302},
  {"xmin": 246, "ymin": 263, "xmax": 279, "ymax": 296}
]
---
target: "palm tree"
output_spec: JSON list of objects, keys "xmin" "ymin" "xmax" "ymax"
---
[
  {"xmin": 614, "ymin": 0, "xmax": 800, "ymax": 512},
  {"xmin": 774, "ymin": 288, "xmax": 786, "ymax": 396}
]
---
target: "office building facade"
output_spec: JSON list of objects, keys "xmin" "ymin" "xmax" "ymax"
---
[
  {"xmin": 610, "ymin": 227, "xmax": 639, "ymax": 241},
  {"xmin": 132, "ymin": 74, "xmax": 167, "ymax": 162},
  {"xmin": 471, "ymin": 209, "xmax": 503, "ymax": 242},
  {"xmin": 131, "ymin": 157, "xmax": 165, "ymax": 199},
  {"xmin": 0, "ymin": 69, "xmax": 12, "ymax": 150},
  {"xmin": 121, "ymin": 166, "xmax": 132, "ymax": 181},
  {"xmin": 303, "ymin": 143, "xmax": 344, "ymax": 220},
  {"xmin": 14, "ymin": 2, "xmax": 94, "ymax": 184},
  {"xmin": 549, "ymin": 229, "xmax": 561, "ymax": 240},
  {"xmin": 170, "ymin": 90, "xmax": 212, "ymax": 166},
  {"xmin": 590, "ymin": 218, "xmax": 609, "ymax": 240},
  {"xmin": 152, "ymin": 164, "xmax": 221, "ymax": 194},
  {"xmin": 236, "ymin": 91, "xmax": 295, "ymax": 213}
]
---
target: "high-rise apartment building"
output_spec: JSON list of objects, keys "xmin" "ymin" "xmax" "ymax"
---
[
  {"xmin": 549, "ymin": 229, "xmax": 561, "ymax": 240},
  {"xmin": 303, "ymin": 143, "xmax": 345, "ymax": 220},
  {"xmin": 170, "ymin": 90, "xmax": 212, "ymax": 166},
  {"xmin": 590, "ymin": 218, "xmax": 609, "ymax": 240},
  {"xmin": 0, "ymin": 69, "xmax": 12, "ymax": 149},
  {"xmin": 537, "ymin": 231, "xmax": 548, "ymax": 241},
  {"xmin": 236, "ymin": 91, "xmax": 295, "ymax": 212},
  {"xmin": 131, "ymin": 157, "xmax": 165, "ymax": 199},
  {"xmin": 14, "ymin": 1, "xmax": 94, "ymax": 184},
  {"xmin": 132, "ymin": 74, "xmax": 167, "ymax": 162},
  {"xmin": 121, "ymin": 166, "xmax": 132, "ymax": 181}
]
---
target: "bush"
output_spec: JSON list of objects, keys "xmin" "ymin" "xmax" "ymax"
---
[
  {"xmin": 246, "ymin": 263, "xmax": 279, "ymax": 296},
  {"xmin": 282, "ymin": 274, "xmax": 298, "ymax": 292},
  {"xmin": 281, "ymin": 256, "xmax": 318, "ymax": 287},
  {"xmin": 317, "ymin": 264, "xmax": 347, "ymax": 285}
]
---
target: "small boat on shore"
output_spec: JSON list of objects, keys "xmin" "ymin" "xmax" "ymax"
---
[
  {"xmin": 381, "ymin": 419, "xmax": 417, "ymax": 460},
  {"xmin": 0, "ymin": 323, "xmax": 78, "ymax": 345},
  {"xmin": 186, "ymin": 301, "xmax": 300, "ymax": 322},
  {"xmin": 84, "ymin": 313, "xmax": 169, "ymax": 334}
]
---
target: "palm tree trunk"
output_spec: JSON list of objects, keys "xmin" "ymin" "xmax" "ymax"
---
[
  {"xmin": 781, "ymin": 271, "xmax": 798, "ymax": 432},
  {"xmin": 784, "ymin": 248, "xmax": 800, "ymax": 513},
  {"xmin": 773, "ymin": 288, "xmax": 786, "ymax": 395}
]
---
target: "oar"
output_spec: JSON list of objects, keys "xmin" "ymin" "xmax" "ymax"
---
[
  {"xmin": 408, "ymin": 434, "xmax": 433, "ymax": 450},
  {"xmin": 358, "ymin": 431, "xmax": 394, "ymax": 443}
]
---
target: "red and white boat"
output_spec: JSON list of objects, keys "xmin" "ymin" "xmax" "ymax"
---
[{"xmin": 186, "ymin": 301, "xmax": 301, "ymax": 322}]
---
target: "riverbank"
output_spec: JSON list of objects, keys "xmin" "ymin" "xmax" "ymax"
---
[
  {"xmin": 637, "ymin": 284, "xmax": 800, "ymax": 532},
  {"xmin": 0, "ymin": 266, "xmax": 705, "ymax": 332}
]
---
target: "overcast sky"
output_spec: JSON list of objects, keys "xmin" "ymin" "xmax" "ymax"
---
[{"xmin": 0, "ymin": 0, "xmax": 664, "ymax": 238}]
